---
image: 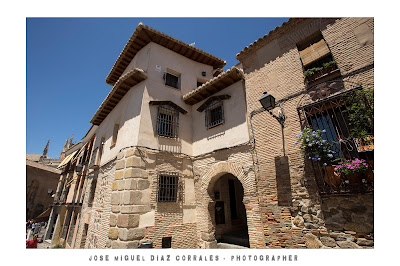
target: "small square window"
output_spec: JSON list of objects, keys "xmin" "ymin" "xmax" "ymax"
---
[
  {"xmin": 205, "ymin": 100, "xmax": 224, "ymax": 129},
  {"xmin": 164, "ymin": 72, "xmax": 180, "ymax": 89},
  {"xmin": 111, "ymin": 122, "xmax": 119, "ymax": 146},
  {"xmin": 162, "ymin": 237, "xmax": 172, "ymax": 248},
  {"xmin": 157, "ymin": 105, "xmax": 179, "ymax": 138},
  {"xmin": 157, "ymin": 173, "xmax": 179, "ymax": 202}
]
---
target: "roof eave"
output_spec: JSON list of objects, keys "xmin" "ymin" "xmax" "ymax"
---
[
  {"xmin": 91, "ymin": 68, "xmax": 147, "ymax": 126},
  {"xmin": 182, "ymin": 67, "xmax": 244, "ymax": 105},
  {"xmin": 105, "ymin": 23, "xmax": 226, "ymax": 86}
]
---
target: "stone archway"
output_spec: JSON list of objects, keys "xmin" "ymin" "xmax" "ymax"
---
[{"xmin": 197, "ymin": 161, "xmax": 265, "ymax": 248}]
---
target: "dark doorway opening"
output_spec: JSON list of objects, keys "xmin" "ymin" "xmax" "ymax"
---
[{"xmin": 210, "ymin": 173, "xmax": 249, "ymax": 247}]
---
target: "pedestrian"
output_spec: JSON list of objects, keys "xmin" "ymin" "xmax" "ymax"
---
[
  {"xmin": 31, "ymin": 222, "xmax": 36, "ymax": 233},
  {"xmin": 26, "ymin": 234, "xmax": 39, "ymax": 248},
  {"xmin": 34, "ymin": 222, "xmax": 41, "ymax": 234}
]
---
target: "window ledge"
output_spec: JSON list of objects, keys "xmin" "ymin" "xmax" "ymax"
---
[
  {"xmin": 157, "ymin": 135, "xmax": 178, "ymax": 140},
  {"xmin": 306, "ymin": 68, "xmax": 341, "ymax": 86},
  {"xmin": 207, "ymin": 123, "xmax": 224, "ymax": 130},
  {"xmin": 164, "ymin": 84, "xmax": 180, "ymax": 91}
]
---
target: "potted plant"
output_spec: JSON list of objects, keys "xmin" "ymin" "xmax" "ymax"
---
[
  {"xmin": 347, "ymin": 87, "xmax": 374, "ymax": 141},
  {"xmin": 334, "ymin": 158, "xmax": 369, "ymax": 187},
  {"xmin": 304, "ymin": 60, "xmax": 337, "ymax": 82},
  {"xmin": 294, "ymin": 127, "xmax": 340, "ymax": 187},
  {"xmin": 322, "ymin": 60, "xmax": 337, "ymax": 73}
]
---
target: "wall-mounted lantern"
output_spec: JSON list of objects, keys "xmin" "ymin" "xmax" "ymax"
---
[
  {"xmin": 75, "ymin": 163, "xmax": 83, "ymax": 173},
  {"xmin": 258, "ymin": 92, "xmax": 276, "ymax": 111}
]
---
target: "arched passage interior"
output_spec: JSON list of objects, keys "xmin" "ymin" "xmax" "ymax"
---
[{"xmin": 208, "ymin": 173, "xmax": 249, "ymax": 247}]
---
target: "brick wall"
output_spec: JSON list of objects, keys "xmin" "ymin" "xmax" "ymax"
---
[
  {"xmin": 240, "ymin": 18, "xmax": 374, "ymax": 248},
  {"xmin": 85, "ymin": 159, "xmax": 116, "ymax": 249}
]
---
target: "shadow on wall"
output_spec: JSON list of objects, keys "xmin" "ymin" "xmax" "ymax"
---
[
  {"xmin": 241, "ymin": 18, "xmax": 336, "ymax": 74},
  {"xmin": 274, "ymin": 156, "xmax": 292, "ymax": 206}
]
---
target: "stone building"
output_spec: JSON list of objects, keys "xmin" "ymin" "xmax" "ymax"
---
[
  {"xmin": 45, "ymin": 18, "xmax": 374, "ymax": 249},
  {"xmin": 26, "ymin": 140, "xmax": 62, "ymax": 220},
  {"xmin": 26, "ymin": 160, "xmax": 61, "ymax": 220}
]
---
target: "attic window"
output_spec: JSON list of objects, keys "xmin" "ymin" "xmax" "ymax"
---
[
  {"xmin": 297, "ymin": 33, "xmax": 331, "ymax": 67},
  {"xmin": 164, "ymin": 72, "xmax": 180, "ymax": 89},
  {"xmin": 297, "ymin": 32, "xmax": 339, "ymax": 83},
  {"xmin": 111, "ymin": 122, "xmax": 119, "ymax": 146}
]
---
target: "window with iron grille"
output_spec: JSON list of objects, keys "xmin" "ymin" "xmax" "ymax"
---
[
  {"xmin": 205, "ymin": 100, "xmax": 224, "ymax": 129},
  {"xmin": 298, "ymin": 88, "xmax": 373, "ymax": 161},
  {"xmin": 157, "ymin": 173, "xmax": 180, "ymax": 202},
  {"xmin": 157, "ymin": 105, "xmax": 179, "ymax": 138},
  {"xmin": 164, "ymin": 72, "xmax": 180, "ymax": 89},
  {"xmin": 297, "ymin": 86, "xmax": 374, "ymax": 195}
]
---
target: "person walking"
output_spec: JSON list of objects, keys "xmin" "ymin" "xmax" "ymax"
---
[
  {"xmin": 26, "ymin": 234, "xmax": 39, "ymax": 248},
  {"xmin": 34, "ymin": 222, "xmax": 41, "ymax": 235}
]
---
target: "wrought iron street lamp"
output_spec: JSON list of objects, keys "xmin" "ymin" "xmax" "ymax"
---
[
  {"xmin": 258, "ymin": 92, "xmax": 276, "ymax": 111},
  {"xmin": 75, "ymin": 163, "xmax": 83, "ymax": 173},
  {"xmin": 258, "ymin": 92, "xmax": 285, "ymax": 126}
]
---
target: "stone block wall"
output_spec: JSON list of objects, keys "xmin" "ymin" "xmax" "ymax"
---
[
  {"xmin": 107, "ymin": 147, "xmax": 198, "ymax": 249},
  {"xmin": 321, "ymin": 194, "xmax": 373, "ymax": 234}
]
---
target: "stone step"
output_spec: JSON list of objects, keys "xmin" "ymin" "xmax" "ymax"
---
[
  {"xmin": 217, "ymin": 242, "xmax": 249, "ymax": 249},
  {"xmin": 221, "ymin": 235, "xmax": 250, "ymax": 247}
]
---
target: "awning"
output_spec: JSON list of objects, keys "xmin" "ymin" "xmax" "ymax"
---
[
  {"xmin": 77, "ymin": 143, "xmax": 88, "ymax": 158},
  {"xmin": 57, "ymin": 150, "xmax": 78, "ymax": 169},
  {"xmin": 34, "ymin": 208, "xmax": 52, "ymax": 222}
]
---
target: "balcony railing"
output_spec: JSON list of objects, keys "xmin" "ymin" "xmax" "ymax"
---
[{"xmin": 313, "ymin": 162, "xmax": 374, "ymax": 196}]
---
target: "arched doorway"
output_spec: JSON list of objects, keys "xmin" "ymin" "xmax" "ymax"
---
[
  {"xmin": 209, "ymin": 173, "xmax": 249, "ymax": 247},
  {"xmin": 197, "ymin": 160, "xmax": 265, "ymax": 249}
]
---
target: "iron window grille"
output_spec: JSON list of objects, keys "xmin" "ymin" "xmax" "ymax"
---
[
  {"xmin": 164, "ymin": 72, "xmax": 180, "ymax": 89},
  {"xmin": 205, "ymin": 100, "xmax": 224, "ymax": 129},
  {"xmin": 298, "ymin": 88, "xmax": 373, "ymax": 161},
  {"xmin": 297, "ymin": 86, "xmax": 374, "ymax": 195},
  {"xmin": 157, "ymin": 172, "xmax": 182, "ymax": 202},
  {"xmin": 157, "ymin": 105, "xmax": 179, "ymax": 138}
]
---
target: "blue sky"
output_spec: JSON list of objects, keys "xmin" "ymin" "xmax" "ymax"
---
[{"xmin": 26, "ymin": 17, "xmax": 289, "ymax": 158}]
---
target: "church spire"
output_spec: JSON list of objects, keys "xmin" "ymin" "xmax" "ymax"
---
[
  {"xmin": 63, "ymin": 138, "xmax": 69, "ymax": 149},
  {"xmin": 68, "ymin": 134, "xmax": 74, "ymax": 148},
  {"xmin": 42, "ymin": 140, "xmax": 50, "ymax": 156}
]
